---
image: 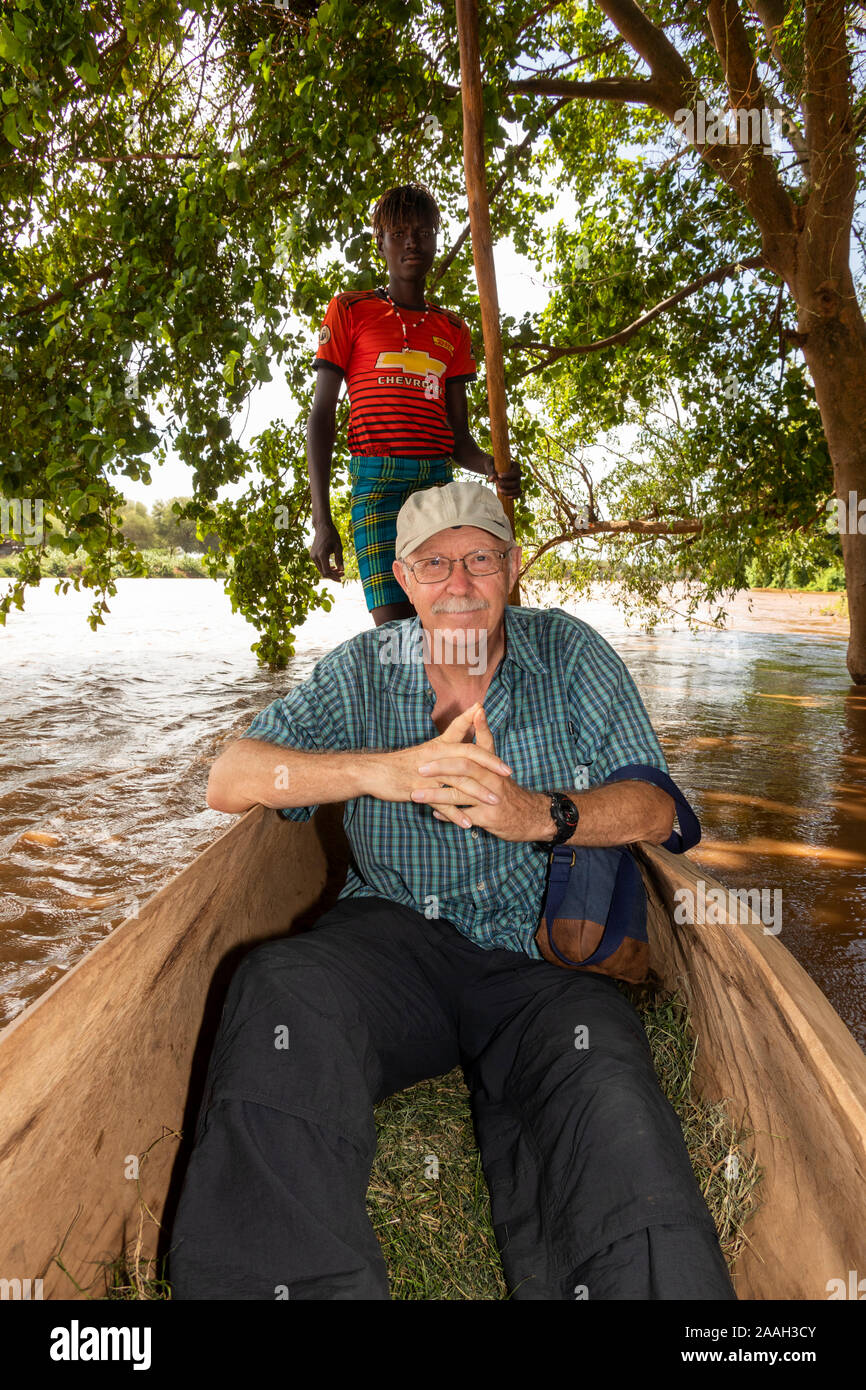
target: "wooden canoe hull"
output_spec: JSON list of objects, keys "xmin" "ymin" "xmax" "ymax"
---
[
  {"xmin": 636, "ymin": 842, "xmax": 866, "ymax": 1300},
  {"xmin": 0, "ymin": 804, "xmax": 863, "ymax": 1300},
  {"xmin": 0, "ymin": 803, "xmax": 348, "ymax": 1301}
]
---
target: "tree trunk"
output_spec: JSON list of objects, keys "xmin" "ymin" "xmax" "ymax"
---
[{"xmin": 793, "ymin": 265, "xmax": 866, "ymax": 683}]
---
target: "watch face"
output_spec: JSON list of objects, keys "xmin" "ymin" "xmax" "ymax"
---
[{"xmin": 555, "ymin": 794, "xmax": 580, "ymax": 827}]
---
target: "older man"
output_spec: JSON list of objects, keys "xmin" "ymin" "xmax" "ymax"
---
[{"xmin": 169, "ymin": 482, "xmax": 735, "ymax": 1302}]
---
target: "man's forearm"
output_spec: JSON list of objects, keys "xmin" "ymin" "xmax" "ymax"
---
[
  {"xmin": 451, "ymin": 433, "xmax": 489, "ymax": 472},
  {"xmin": 306, "ymin": 411, "xmax": 336, "ymax": 525},
  {"xmin": 530, "ymin": 780, "xmax": 675, "ymax": 847},
  {"xmin": 207, "ymin": 739, "xmax": 377, "ymax": 814}
]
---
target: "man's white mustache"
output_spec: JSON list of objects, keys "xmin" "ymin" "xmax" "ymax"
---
[{"xmin": 430, "ymin": 596, "xmax": 490, "ymax": 613}]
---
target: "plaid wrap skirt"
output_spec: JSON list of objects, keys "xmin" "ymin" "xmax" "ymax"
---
[{"xmin": 349, "ymin": 454, "xmax": 454, "ymax": 612}]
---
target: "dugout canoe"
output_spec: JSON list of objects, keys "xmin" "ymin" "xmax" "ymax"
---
[{"xmin": 0, "ymin": 801, "xmax": 864, "ymax": 1301}]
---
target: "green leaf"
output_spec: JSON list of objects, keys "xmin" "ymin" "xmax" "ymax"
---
[
  {"xmin": 0, "ymin": 22, "xmax": 23, "ymax": 64},
  {"xmin": 2, "ymin": 109, "xmax": 19, "ymax": 146},
  {"xmin": 45, "ymin": 458, "xmax": 79, "ymax": 481},
  {"xmin": 221, "ymin": 349, "xmax": 242, "ymax": 385}
]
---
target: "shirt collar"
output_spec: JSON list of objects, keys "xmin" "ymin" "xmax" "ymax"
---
[
  {"xmin": 501, "ymin": 604, "xmax": 549, "ymax": 676},
  {"xmin": 381, "ymin": 605, "xmax": 548, "ymax": 698}
]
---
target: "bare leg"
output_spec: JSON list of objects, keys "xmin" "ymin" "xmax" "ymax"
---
[{"xmin": 371, "ymin": 600, "xmax": 415, "ymax": 626}]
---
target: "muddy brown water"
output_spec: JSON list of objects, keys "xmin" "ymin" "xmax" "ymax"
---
[{"xmin": 0, "ymin": 578, "xmax": 862, "ymax": 1049}]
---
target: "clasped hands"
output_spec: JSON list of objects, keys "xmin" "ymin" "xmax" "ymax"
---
[{"xmin": 376, "ymin": 702, "xmax": 550, "ymax": 843}]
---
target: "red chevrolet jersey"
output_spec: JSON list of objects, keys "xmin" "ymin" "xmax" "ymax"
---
[{"xmin": 313, "ymin": 289, "xmax": 477, "ymax": 457}]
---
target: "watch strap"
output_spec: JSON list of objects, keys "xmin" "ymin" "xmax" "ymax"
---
[{"xmin": 535, "ymin": 791, "xmax": 579, "ymax": 849}]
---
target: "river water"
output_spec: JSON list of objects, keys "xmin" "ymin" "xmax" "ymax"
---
[{"xmin": 0, "ymin": 578, "xmax": 863, "ymax": 1048}]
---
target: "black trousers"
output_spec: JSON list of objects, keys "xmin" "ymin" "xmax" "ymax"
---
[{"xmin": 169, "ymin": 896, "xmax": 737, "ymax": 1301}]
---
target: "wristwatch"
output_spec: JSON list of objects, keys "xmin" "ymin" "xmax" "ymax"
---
[{"xmin": 534, "ymin": 791, "xmax": 580, "ymax": 850}]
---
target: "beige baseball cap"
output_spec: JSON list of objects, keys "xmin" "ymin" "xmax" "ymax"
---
[{"xmin": 395, "ymin": 480, "xmax": 514, "ymax": 560}]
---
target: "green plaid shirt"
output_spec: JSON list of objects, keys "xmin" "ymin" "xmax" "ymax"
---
[{"xmin": 241, "ymin": 606, "xmax": 668, "ymax": 957}]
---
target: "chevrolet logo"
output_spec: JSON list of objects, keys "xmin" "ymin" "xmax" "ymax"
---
[{"xmin": 375, "ymin": 350, "xmax": 446, "ymax": 377}]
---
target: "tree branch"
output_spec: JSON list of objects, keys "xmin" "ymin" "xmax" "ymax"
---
[
  {"xmin": 508, "ymin": 255, "xmax": 767, "ymax": 375},
  {"xmin": 749, "ymin": 0, "xmax": 805, "ymax": 94},
  {"xmin": 511, "ymin": 37, "xmax": 625, "ymax": 77},
  {"xmin": 571, "ymin": 517, "xmax": 706, "ymax": 534},
  {"xmin": 595, "ymin": 0, "xmax": 693, "ymax": 94},
  {"xmin": 519, "ymin": 504, "xmax": 802, "ymax": 575},
  {"xmin": 801, "ymin": 0, "xmax": 857, "ymax": 278},
  {"xmin": 693, "ymin": 2, "xmax": 801, "ymax": 258},
  {"xmin": 518, "ymin": 515, "xmax": 720, "ymax": 578},
  {"xmin": 512, "ymin": 0, "xmax": 799, "ymax": 274},
  {"xmin": 54, "ymin": 151, "xmax": 212, "ymax": 164},
  {"xmin": 509, "ymin": 75, "xmax": 661, "ymax": 107},
  {"xmin": 12, "ymin": 264, "xmax": 114, "ymax": 317},
  {"xmin": 515, "ymin": 0, "xmax": 570, "ymax": 42},
  {"xmin": 771, "ymin": 107, "xmax": 811, "ymax": 177},
  {"xmin": 628, "ymin": 1, "xmax": 800, "ymax": 265},
  {"xmin": 705, "ymin": 2, "xmax": 807, "ymax": 177},
  {"xmin": 707, "ymin": 0, "xmax": 766, "ymax": 112}
]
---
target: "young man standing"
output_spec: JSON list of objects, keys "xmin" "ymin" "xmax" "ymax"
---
[{"xmin": 307, "ymin": 182, "xmax": 520, "ymax": 627}]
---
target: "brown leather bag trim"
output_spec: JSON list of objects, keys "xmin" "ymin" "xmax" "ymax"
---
[{"xmin": 535, "ymin": 917, "xmax": 650, "ymax": 983}]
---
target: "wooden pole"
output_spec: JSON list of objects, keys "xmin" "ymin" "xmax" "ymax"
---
[{"xmin": 456, "ymin": 0, "xmax": 520, "ymax": 605}]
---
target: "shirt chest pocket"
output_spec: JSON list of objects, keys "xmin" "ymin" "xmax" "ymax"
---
[{"xmin": 504, "ymin": 721, "xmax": 583, "ymax": 793}]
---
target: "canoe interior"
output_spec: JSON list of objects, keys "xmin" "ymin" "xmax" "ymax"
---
[{"xmin": 0, "ymin": 803, "xmax": 863, "ymax": 1300}]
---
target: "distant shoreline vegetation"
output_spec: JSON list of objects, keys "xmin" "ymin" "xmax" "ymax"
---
[
  {"xmin": 0, "ymin": 495, "xmax": 230, "ymax": 579},
  {"xmin": 0, "ymin": 547, "xmax": 230, "ymax": 580},
  {"xmin": 0, "ymin": 495, "xmax": 848, "ymax": 594},
  {"xmin": 0, "ymin": 548, "xmax": 847, "ymax": 597},
  {"xmin": 744, "ymin": 553, "xmax": 846, "ymax": 593}
]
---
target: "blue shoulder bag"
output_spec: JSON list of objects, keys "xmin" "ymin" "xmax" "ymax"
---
[{"xmin": 535, "ymin": 765, "xmax": 701, "ymax": 983}]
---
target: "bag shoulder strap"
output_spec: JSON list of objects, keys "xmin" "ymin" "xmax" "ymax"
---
[{"xmin": 600, "ymin": 763, "xmax": 701, "ymax": 853}]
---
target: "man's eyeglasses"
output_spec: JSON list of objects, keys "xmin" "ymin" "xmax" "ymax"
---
[{"xmin": 403, "ymin": 548, "xmax": 512, "ymax": 584}]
